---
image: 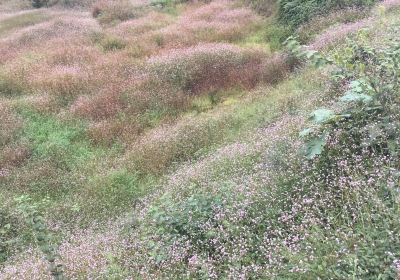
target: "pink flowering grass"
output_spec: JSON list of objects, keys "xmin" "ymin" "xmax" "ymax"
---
[
  {"xmin": 70, "ymin": 42, "xmax": 291, "ymax": 144},
  {"xmin": 381, "ymin": 0, "xmax": 400, "ymax": 10},
  {"xmin": 147, "ymin": 43, "xmax": 264, "ymax": 93},
  {"xmin": 112, "ymin": 11, "xmax": 173, "ymax": 37},
  {"xmin": 309, "ymin": 18, "xmax": 372, "ymax": 50},
  {"xmin": 150, "ymin": 0, "xmax": 262, "ymax": 48},
  {"xmin": 0, "ymin": 221, "xmax": 127, "ymax": 279},
  {"xmin": 309, "ymin": 0, "xmax": 400, "ymax": 50},
  {"xmin": 1, "ymin": 1, "xmax": 399, "ymax": 279},
  {"xmin": 297, "ymin": 7, "xmax": 370, "ymax": 43},
  {"xmin": 121, "ymin": 69, "xmax": 321, "ymax": 176}
]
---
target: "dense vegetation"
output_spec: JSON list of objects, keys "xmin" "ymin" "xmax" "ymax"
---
[
  {"xmin": 278, "ymin": 0, "xmax": 377, "ymax": 26},
  {"xmin": 0, "ymin": 0, "xmax": 399, "ymax": 279}
]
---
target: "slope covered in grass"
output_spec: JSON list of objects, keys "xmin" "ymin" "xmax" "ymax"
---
[{"xmin": 0, "ymin": 0, "xmax": 400, "ymax": 279}]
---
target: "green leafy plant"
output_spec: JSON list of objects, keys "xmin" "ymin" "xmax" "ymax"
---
[
  {"xmin": 286, "ymin": 33, "xmax": 400, "ymax": 160},
  {"xmin": 285, "ymin": 36, "xmax": 332, "ymax": 67},
  {"xmin": 0, "ymin": 208, "xmax": 19, "ymax": 263},
  {"xmin": 278, "ymin": 0, "xmax": 376, "ymax": 27},
  {"xmin": 30, "ymin": 0, "xmax": 49, "ymax": 8},
  {"xmin": 15, "ymin": 195, "xmax": 66, "ymax": 280}
]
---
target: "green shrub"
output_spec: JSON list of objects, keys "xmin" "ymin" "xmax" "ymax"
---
[
  {"xmin": 264, "ymin": 22, "xmax": 293, "ymax": 51},
  {"xmin": 94, "ymin": 169, "xmax": 141, "ymax": 208},
  {"xmin": 0, "ymin": 208, "xmax": 19, "ymax": 263},
  {"xmin": 92, "ymin": 33, "xmax": 127, "ymax": 51},
  {"xmin": 15, "ymin": 195, "xmax": 66, "ymax": 279},
  {"xmin": 30, "ymin": 0, "xmax": 49, "ymax": 8},
  {"xmin": 278, "ymin": 0, "xmax": 376, "ymax": 27},
  {"xmin": 281, "ymin": 33, "xmax": 400, "ymax": 278}
]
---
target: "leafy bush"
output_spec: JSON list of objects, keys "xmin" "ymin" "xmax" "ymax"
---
[
  {"xmin": 15, "ymin": 195, "xmax": 66, "ymax": 279},
  {"xmin": 278, "ymin": 0, "xmax": 376, "ymax": 27},
  {"xmin": 0, "ymin": 208, "xmax": 19, "ymax": 263},
  {"xmin": 286, "ymin": 34, "xmax": 400, "ymax": 160},
  {"xmin": 282, "ymin": 32, "xmax": 400, "ymax": 278},
  {"xmin": 151, "ymin": 192, "xmax": 224, "ymax": 248},
  {"xmin": 30, "ymin": 0, "xmax": 49, "ymax": 8},
  {"xmin": 264, "ymin": 22, "xmax": 293, "ymax": 50}
]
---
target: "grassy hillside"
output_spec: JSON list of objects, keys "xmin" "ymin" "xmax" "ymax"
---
[{"xmin": 0, "ymin": 0, "xmax": 400, "ymax": 279}]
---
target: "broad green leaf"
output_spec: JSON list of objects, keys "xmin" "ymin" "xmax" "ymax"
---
[
  {"xmin": 349, "ymin": 80, "xmax": 362, "ymax": 91},
  {"xmin": 309, "ymin": 109, "xmax": 335, "ymax": 124},
  {"xmin": 305, "ymin": 135, "xmax": 326, "ymax": 159},
  {"xmin": 299, "ymin": 127, "xmax": 313, "ymax": 137},
  {"xmin": 305, "ymin": 50, "xmax": 318, "ymax": 59},
  {"xmin": 388, "ymin": 140, "xmax": 398, "ymax": 156},
  {"xmin": 340, "ymin": 92, "xmax": 372, "ymax": 103}
]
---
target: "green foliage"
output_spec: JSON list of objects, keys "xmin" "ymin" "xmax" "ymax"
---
[
  {"xmin": 278, "ymin": 0, "xmax": 376, "ymax": 27},
  {"xmin": 96, "ymin": 169, "xmax": 141, "ymax": 206},
  {"xmin": 103, "ymin": 253, "xmax": 130, "ymax": 279},
  {"xmin": 150, "ymin": 0, "xmax": 174, "ymax": 7},
  {"xmin": 21, "ymin": 111, "xmax": 94, "ymax": 170},
  {"xmin": 15, "ymin": 195, "xmax": 66, "ymax": 279},
  {"xmin": 284, "ymin": 33, "xmax": 400, "ymax": 277},
  {"xmin": 148, "ymin": 190, "xmax": 229, "ymax": 264},
  {"xmin": 289, "ymin": 33, "xmax": 400, "ymax": 159},
  {"xmin": 285, "ymin": 36, "xmax": 332, "ymax": 67},
  {"xmin": 0, "ymin": 207, "xmax": 19, "ymax": 263},
  {"xmin": 151, "ymin": 192, "xmax": 223, "ymax": 240},
  {"xmin": 264, "ymin": 22, "xmax": 293, "ymax": 51},
  {"xmin": 231, "ymin": 30, "xmax": 399, "ymax": 279},
  {"xmin": 30, "ymin": 0, "xmax": 49, "ymax": 8},
  {"xmin": 301, "ymin": 109, "xmax": 334, "ymax": 158},
  {"xmin": 0, "ymin": 11, "xmax": 49, "ymax": 36},
  {"xmin": 3, "ymin": 110, "xmax": 112, "ymax": 200},
  {"xmin": 91, "ymin": 32, "xmax": 126, "ymax": 52},
  {"xmin": 309, "ymin": 108, "xmax": 335, "ymax": 124}
]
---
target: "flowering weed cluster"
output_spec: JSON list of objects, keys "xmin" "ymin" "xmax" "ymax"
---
[{"xmin": 1, "ymin": 0, "xmax": 400, "ymax": 279}]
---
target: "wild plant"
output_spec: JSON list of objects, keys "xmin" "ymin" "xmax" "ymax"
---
[
  {"xmin": 15, "ymin": 195, "xmax": 66, "ymax": 280},
  {"xmin": 30, "ymin": 0, "xmax": 49, "ymax": 8},
  {"xmin": 285, "ymin": 32, "xmax": 400, "ymax": 159}
]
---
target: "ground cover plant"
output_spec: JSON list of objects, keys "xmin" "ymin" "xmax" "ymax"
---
[{"xmin": 0, "ymin": 0, "xmax": 400, "ymax": 279}]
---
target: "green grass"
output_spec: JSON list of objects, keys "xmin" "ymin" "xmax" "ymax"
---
[
  {"xmin": 238, "ymin": 27, "xmax": 272, "ymax": 52},
  {"xmin": 0, "ymin": 108, "xmax": 115, "ymax": 200},
  {"xmin": 20, "ymin": 111, "xmax": 95, "ymax": 168},
  {"xmin": 0, "ymin": 11, "xmax": 50, "ymax": 37}
]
